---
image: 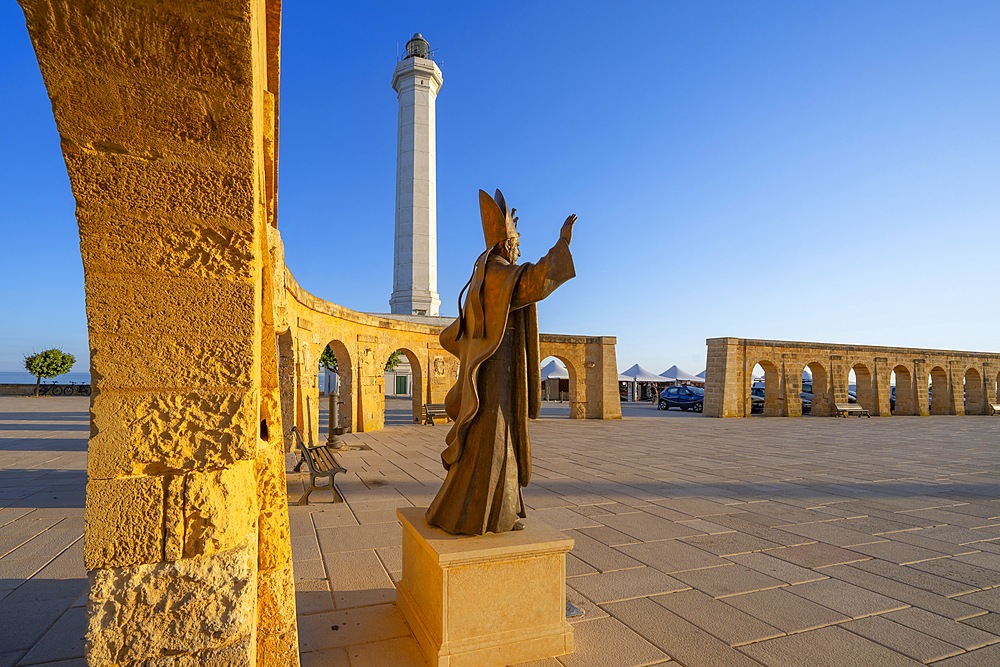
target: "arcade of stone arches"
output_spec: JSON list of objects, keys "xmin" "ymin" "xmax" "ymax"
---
[{"xmin": 704, "ymin": 337, "xmax": 1000, "ymax": 418}]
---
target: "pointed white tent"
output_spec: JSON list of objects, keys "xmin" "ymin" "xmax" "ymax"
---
[
  {"xmin": 540, "ymin": 358, "xmax": 570, "ymax": 380},
  {"xmin": 697, "ymin": 370, "xmax": 707, "ymax": 379},
  {"xmin": 620, "ymin": 364, "xmax": 669, "ymax": 383},
  {"xmin": 659, "ymin": 365, "xmax": 704, "ymax": 384}
]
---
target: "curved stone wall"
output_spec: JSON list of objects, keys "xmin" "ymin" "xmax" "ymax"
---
[{"xmin": 281, "ymin": 270, "xmax": 622, "ymax": 447}]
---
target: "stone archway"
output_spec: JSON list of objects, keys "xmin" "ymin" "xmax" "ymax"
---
[
  {"xmin": 852, "ymin": 363, "xmax": 873, "ymax": 412},
  {"xmin": 965, "ymin": 367, "xmax": 983, "ymax": 415},
  {"xmin": 752, "ymin": 360, "xmax": 783, "ymax": 416},
  {"xmin": 542, "ymin": 354, "xmax": 581, "ymax": 418},
  {"xmin": 929, "ymin": 366, "xmax": 949, "ymax": 415},
  {"xmin": 805, "ymin": 362, "xmax": 833, "ymax": 416},
  {"xmin": 892, "ymin": 364, "xmax": 914, "ymax": 415},
  {"xmin": 323, "ymin": 340, "xmax": 353, "ymax": 435},
  {"xmin": 389, "ymin": 347, "xmax": 423, "ymax": 424}
]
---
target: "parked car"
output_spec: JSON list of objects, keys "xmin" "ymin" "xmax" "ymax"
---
[
  {"xmin": 659, "ymin": 385, "xmax": 705, "ymax": 412},
  {"xmin": 751, "ymin": 384, "xmax": 812, "ymax": 413}
]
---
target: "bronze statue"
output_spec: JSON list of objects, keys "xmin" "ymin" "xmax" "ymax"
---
[{"xmin": 426, "ymin": 189, "xmax": 577, "ymax": 535}]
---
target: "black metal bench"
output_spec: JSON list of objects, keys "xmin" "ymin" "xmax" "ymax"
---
[
  {"xmin": 290, "ymin": 426, "xmax": 346, "ymax": 505},
  {"xmin": 423, "ymin": 403, "xmax": 450, "ymax": 425},
  {"xmin": 835, "ymin": 402, "xmax": 871, "ymax": 418}
]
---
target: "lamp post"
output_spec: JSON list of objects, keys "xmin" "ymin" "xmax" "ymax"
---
[{"xmin": 327, "ymin": 375, "xmax": 345, "ymax": 449}]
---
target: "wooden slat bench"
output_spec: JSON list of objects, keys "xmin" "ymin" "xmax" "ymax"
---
[
  {"xmin": 423, "ymin": 403, "xmax": 450, "ymax": 425},
  {"xmin": 990, "ymin": 404, "xmax": 1000, "ymax": 416},
  {"xmin": 290, "ymin": 426, "xmax": 346, "ymax": 505},
  {"xmin": 836, "ymin": 403, "xmax": 871, "ymax": 418}
]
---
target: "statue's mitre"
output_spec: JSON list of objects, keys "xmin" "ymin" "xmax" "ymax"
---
[{"xmin": 479, "ymin": 189, "xmax": 518, "ymax": 248}]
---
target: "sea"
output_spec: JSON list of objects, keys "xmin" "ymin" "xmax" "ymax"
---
[{"xmin": 0, "ymin": 371, "xmax": 92, "ymax": 385}]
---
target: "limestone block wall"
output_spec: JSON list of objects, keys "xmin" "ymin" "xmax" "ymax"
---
[
  {"xmin": 18, "ymin": 0, "xmax": 298, "ymax": 664},
  {"xmin": 705, "ymin": 337, "xmax": 1000, "ymax": 418}
]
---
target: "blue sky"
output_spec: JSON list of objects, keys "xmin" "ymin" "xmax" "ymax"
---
[{"xmin": 2, "ymin": 1, "xmax": 999, "ymax": 376}]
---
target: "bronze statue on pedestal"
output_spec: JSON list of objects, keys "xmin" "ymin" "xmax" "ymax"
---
[{"xmin": 426, "ymin": 189, "xmax": 577, "ymax": 535}]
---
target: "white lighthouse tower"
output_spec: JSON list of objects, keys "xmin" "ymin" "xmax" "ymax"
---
[{"xmin": 390, "ymin": 33, "xmax": 443, "ymax": 316}]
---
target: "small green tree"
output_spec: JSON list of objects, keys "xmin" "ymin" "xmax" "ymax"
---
[
  {"xmin": 320, "ymin": 345, "xmax": 338, "ymax": 373},
  {"xmin": 24, "ymin": 348, "xmax": 76, "ymax": 397},
  {"xmin": 319, "ymin": 346, "xmax": 404, "ymax": 373},
  {"xmin": 385, "ymin": 349, "xmax": 404, "ymax": 372}
]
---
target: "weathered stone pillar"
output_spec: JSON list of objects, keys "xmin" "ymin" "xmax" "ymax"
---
[
  {"xmin": 356, "ymin": 334, "xmax": 384, "ymax": 432},
  {"xmin": 914, "ymin": 359, "xmax": 929, "ymax": 416},
  {"xmin": 873, "ymin": 357, "xmax": 891, "ymax": 417},
  {"xmin": 585, "ymin": 336, "xmax": 623, "ymax": 419},
  {"xmin": 18, "ymin": 0, "xmax": 298, "ymax": 664},
  {"xmin": 704, "ymin": 337, "xmax": 744, "ymax": 417},
  {"xmin": 829, "ymin": 355, "xmax": 848, "ymax": 405},
  {"xmin": 949, "ymin": 361, "xmax": 965, "ymax": 416},
  {"xmin": 783, "ymin": 354, "xmax": 802, "ymax": 418},
  {"xmin": 297, "ymin": 340, "xmax": 320, "ymax": 445},
  {"xmin": 985, "ymin": 364, "xmax": 997, "ymax": 408},
  {"xmin": 278, "ymin": 330, "xmax": 297, "ymax": 452}
]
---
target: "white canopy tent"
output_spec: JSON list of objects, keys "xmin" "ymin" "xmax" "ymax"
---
[
  {"xmin": 620, "ymin": 364, "xmax": 669, "ymax": 383},
  {"xmin": 620, "ymin": 364, "xmax": 670, "ymax": 402},
  {"xmin": 659, "ymin": 365, "xmax": 704, "ymax": 384},
  {"xmin": 540, "ymin": 358, "xmax": 570, "ymax": 380},
  {"xmin": 696, "ymin": 370, "xmax": 707, "ymax": 379},
  {"xmin": 540, "ymin": 358, "xmax": 571, "ymax": 401}
]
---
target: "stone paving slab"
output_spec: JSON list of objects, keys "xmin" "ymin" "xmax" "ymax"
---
[{"xmin": 7, "ymin": 397, "xmax": 1000, "ymax": 666}]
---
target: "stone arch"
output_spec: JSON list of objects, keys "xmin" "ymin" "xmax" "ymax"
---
[
  {"xmin": 542, "ymin": 354, "xmax": 581, "ymax": 418},
  {"xmin": 892, "ymin": 364, "xmax": 914, "ymax": 415},
  {"xmin": 804, "ymin": 361, "xmax": 833, "ymax": 416},
  {"xmin": 929, "ymin": 365, "xmax": 949, "ymax": 415},
  {"xmin": 390, "ymin": 347, "xmax": 423, "ymax": 424},
  {"xmin": 752, "ymin": 360, "xmax": 783, "ymax": 416},
  {"xmin": 323, "ymin": 339, "xmax": 353, "ymax": 434},
  {"xmin": 851, "ymin": 362, "xmax": 874, "ymax": 412},
  {"xmin": 965, "ymin": 367, "xmax": 983, "ymax": 416},
  {"xmin": 538, "ymin": 338, "xmax": 595, "ymax": 419}
]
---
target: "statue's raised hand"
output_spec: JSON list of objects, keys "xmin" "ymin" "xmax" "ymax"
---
[{"xmin": 560, "ymin": 214, "xmax": 577, "ymax": 245}]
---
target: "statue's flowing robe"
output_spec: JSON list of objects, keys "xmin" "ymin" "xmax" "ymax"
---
[{"xmin": 426, "ymin": 237, "xmax": 575, "ymax": 535}]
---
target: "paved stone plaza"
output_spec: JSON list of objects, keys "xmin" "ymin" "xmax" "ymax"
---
[{"xmin": 4, "ymin": 396, "xmax": 1000, "ymax": 666}]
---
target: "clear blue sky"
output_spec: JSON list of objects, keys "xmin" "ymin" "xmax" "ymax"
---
[{"xmin": 2, "ymin": 1, "xmax": 999, "ymax": 376}]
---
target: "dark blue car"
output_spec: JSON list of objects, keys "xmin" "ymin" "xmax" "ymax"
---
[{"xmin": 658, "ymin": 385, "xmax": 705, "ymax": 412}]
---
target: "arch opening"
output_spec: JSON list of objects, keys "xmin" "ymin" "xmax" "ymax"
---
[
  {"xmin": 318, "ymin": 340, "xmax": 353, "ymax": 436},
  {"xmin": 929, "ymin": 366, "xmax": 948, "ymax": 415},
  {"xmin": 965, "ymin": 367, "xmax": 983, "ymax": 416},
  {"xmin": 541, "ymin": 354, "xmax": 580, "ymax": 418},
  {"xmin": 803, "ymin": 362, "xmax": 831, "ymax": 416},
  {"xmin": 892, "ymin": 365, "xmax": 913, "ymax": 415},
  {"xmin": 383, "ymin": 348, "xmax": 423, "ymax": 425},
  {"xmin": 750, "ymin": 361, "xmax": 782, "ymax": 416},
  {"xmin": 851, "ymin": 363, "xmax": 873, "ymax": 412}
]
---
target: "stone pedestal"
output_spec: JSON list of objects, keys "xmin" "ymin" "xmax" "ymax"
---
[{"xmin": 396, "ymin": 507, "xmax": 575, "ymax": 667}]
